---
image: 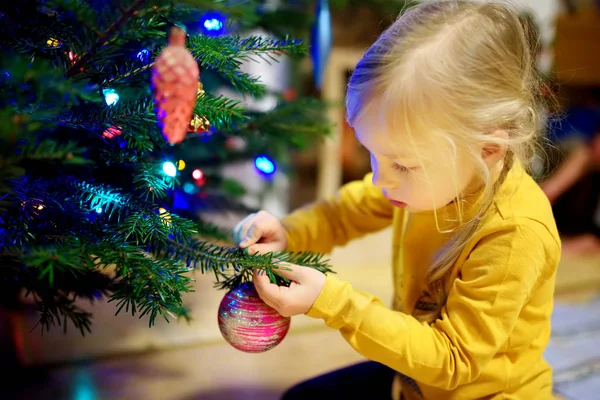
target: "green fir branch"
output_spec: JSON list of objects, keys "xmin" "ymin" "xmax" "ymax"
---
[
  {"xmin": 20, "ymin": 140, "xmax": 90, "ymax": 165},
  {"xmin": 225, "ymin": 97, "xmax": 331, "ymax": 148},
  {"xmin": 57, "ymin": 98, "xmax": 163, "ymax": 151},
  {"xmin": 76, "ymin": 181, "xmax": 133, "ymax": 219},
  {"xmin": 19, "ymin": 245, "xmax": 88, "ymax": 286},
  {"xmin": 96, "ymin": 245, "xmax": 194, "ymax": 326},
  {"xmin": 213, "ymin": 251, "xmax": 334, "ymax": 291},
  {"xmin": 188, "ymin": 35, "xmax": 304, "ymax": 95},
  {"xmin": 119, "ymin": 210, "xmax": 198, "ymax": 245},
  {"xmin": 95, "ymin": 15, "xmax": 166, "ymax": 55},
  {"xmin": 149, "ymin": 239, "xmax": 334, "ymax": 291},
  {"xmin": 34, "ymin": 293, "xmax": 93, "ymax": 335},
  {"xmin": 59, "ymin": 97, "xmax": 155, "ymax": 129},
  {"xmin": 133, "ymin": 166, "xmax": 174, "ymax": 202},
  {"xmin": 52, "ymin": 0, "xmax": 152, "ymax": 77},
  {"xmin": 103, "ymin": 62, "xmax": 155, "ymax": 86},
  {"xmin": 0, "ymin": 55, "xmax": 101, "ymax": 108},
  {"xmin": 194, "ymin": 95, "xmax": 247, "ymax": 130}
]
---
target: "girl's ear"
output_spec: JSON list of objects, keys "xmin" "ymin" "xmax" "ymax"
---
[{"xmin": 481, "ymin": 130, "xmax": 509, "ymax": 167}]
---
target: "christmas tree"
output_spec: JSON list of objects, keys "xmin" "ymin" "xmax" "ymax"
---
[{"xmin": 0, "ymin": 0, "xmax": 332, "ymax": 335}]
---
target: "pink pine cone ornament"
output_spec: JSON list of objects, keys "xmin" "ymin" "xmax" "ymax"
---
[
  {"xmin": 218, "ymin": 282, "xmax": 291, "ymax": 353},
  {"xmin": 152, "ymin": 27, "xmax": 200, "ymax": 145}
]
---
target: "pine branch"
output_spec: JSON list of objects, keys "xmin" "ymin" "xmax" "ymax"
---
[
  {"xmin": 58, "ymin": 97, "xmax": 156, "ymax": 128},
  {"xmin": 148, "ymin": 239, "xmax": 334, "ymax": 291},
  {"xmin": 119, "ymin": 210, "xmax": 198, "ymax": 245},
  {"xmin": 56, "ymin": 98, "xmax": 164, "ymax": 151},
  {"xmin": 194, "ymin": 95, "xmax": 247, "ymax": 131},
  {"xmin": 188, "ymin": 35, "xmax": 305, "ymax": 96},
  {"xmin": 104, "ymin": 62, "xmax": 154, "ymax": 86},
  {"xmin": 0, "ymin": 55, "xmax": 100, "ymax": 109},
  {"xmin": 59, "ymin": 0, "xmax": 151, "ymax": 77},
  {"xmin": 19, "ymin": 245, "xmax": 88, "ymax": 286},
  {"xmin": 133, "ymin": 164, "xmax": 175, "ymax": 202},
  {"xmin": 224, "ymin": 97, "xmax": 331, "ymax": 147},
  {"xmin": 99, "ymin": 246, "xmax": 194, "ymax": 326},
  {"xmin": 76, "ymin": 181, "xmax": 134, "ymax": 219},
  {"xmin": 34, "ymin": 293, "xmax": 93, "ymax": 335},
  {"xmin": 20, "ymin": 140, "xmax": 89, "ymax": 165}
]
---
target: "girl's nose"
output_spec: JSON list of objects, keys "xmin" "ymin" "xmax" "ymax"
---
[{"xmin": 372, "ymin": 169, "xmax": 395, "ymax": 189}]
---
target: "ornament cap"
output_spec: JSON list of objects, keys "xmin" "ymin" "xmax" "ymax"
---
[{"xmin": 168, "ymin": 27, "xmax": 187, "ymax": 47}]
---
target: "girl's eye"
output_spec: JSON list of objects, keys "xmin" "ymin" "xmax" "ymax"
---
[{"xmin": 391, "ymin": 163, "xmax": 416, "ymax": 173}]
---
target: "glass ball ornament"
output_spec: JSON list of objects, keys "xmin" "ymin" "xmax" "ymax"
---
[{"xmin": 218, "ymin": 282, "xmax": 290, "ymax": 353}]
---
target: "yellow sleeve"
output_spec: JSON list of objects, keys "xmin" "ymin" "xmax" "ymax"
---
[
  {"xmin": 281, "ymin": 173, "xmax": 394, "ymax": 254},
  {"xmin": 306, "ymin": 220, "xmax": 560, "ymax": 390}
]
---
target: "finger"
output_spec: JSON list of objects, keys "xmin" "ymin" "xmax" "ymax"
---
[
  {"xmin": 246, "ymin": 243, "xmax": 282, "ymax": 256},
  {"xmin": 234, "ymin": 213, "xmax": 255, "ymax": 244},
  {"xmin": 253, "ymin": 269, "xmax": 283, "ymax": 309},
  {"xmin": 240, "ymin": 220, "xmax": 263, "ymax": 248},
  {"xmin": 233, "ymin": 213, "xmax": 255, "ymax": 245}
]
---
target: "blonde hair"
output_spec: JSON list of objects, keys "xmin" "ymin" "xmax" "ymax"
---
[{"xmin": 346, "ymin": 1, "xmax": 547, "ymax": 323}]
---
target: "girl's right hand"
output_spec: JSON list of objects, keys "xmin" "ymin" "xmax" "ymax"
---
[{"xmin": 233, "ymin": 210, "xmax": 288, "ymax": 255}]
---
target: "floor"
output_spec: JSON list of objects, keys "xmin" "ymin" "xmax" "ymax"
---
[{"xmin": 2, "ymin": 228, "xmax": 599, "ymax": 400}]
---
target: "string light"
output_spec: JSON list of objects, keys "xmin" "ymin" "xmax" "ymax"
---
[
  {"xmin": 47, "ymin": 38, "xmax": 60, "ymax": 47},
  {"xmin": 177, "ymin": 160, "xmax": 186, "ymax": 171},
  {"xmin": 204, "ymin": 18, "xmax": 223, "ymax": 31},
  {"xmin": 96, "ymin": 207, "xmax": 103, "ymax": 214},
  {"xmin": 192, "ymin": 169, "xmax": 203, "ymax": 180},
  {"xmin": 183, "ymin": 183, "xmax": 196, "ymax": 194},
  {"xmin": 162, "ymin": 162, "xmax": 177, "ymax": 177},
  {"xmin": 102, "ymin": 126, "xmax": 122, "ymax": 139},
  {"xmin": 68, "ymin": 51, "xmax": 79, "ymax": 65},
  {"xmin": 254, "ymin": 156, "xmax": 276, "ymax": 175},
  {"xmin": 102, "ymin": 88, "xmax": 120, "ymax": 106},
  {"xmin": 158, "ymin": 207, "xmax": 171, "ymax": 226},
  {"xmin": 136, "ymin": 49, "xmax": 150, "ymax": 63},
  {"xmin": 201, "ymin": 12, "xmax": 225, "ymax": 35}
]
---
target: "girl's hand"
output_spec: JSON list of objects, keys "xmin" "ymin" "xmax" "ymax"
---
[
  {"xmin": 253, "ymin": 262, "xmax": 326, "ymax": 317},
  {"xmin": 233, "ymin": 211, "xmax": 288, "ymax": 255}
]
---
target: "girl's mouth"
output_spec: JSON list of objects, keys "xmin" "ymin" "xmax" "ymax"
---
[{"xmin": 389, "ymin": 200, "xmax": 406, "ymax": 208}]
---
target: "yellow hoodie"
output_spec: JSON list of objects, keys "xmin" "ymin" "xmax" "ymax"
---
[{"xmin": 282, "ymin": 165, "xmax": 560, "ymax": 399}]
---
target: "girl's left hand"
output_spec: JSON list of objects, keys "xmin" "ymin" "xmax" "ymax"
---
[{"xmin": 253, "ymin": 263, "xmax": 327, "ymax": 317}]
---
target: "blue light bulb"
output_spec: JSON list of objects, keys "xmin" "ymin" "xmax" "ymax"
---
[
  {"xmin": 201, "ymin": 12, "xmax": 226, "ymax": 35},
  {"xmin": 136, "ymin": 49, "xmax": 150, "ymax": 63},
  {"xmin": 204, "ymin": 18, "xmax": 223, "ymax": 31},
  {"xmin": 96, "ymin": 207, "xmax": 103, "ymax": 214},
  {"xmin": 183, "ymin": 183, "xmax": 196, "ymax": 194},
  {"xmin": 102, "ymin": 88, "xmax": 119, "ymax": 106},
  {"xmin": 162, "ymin": 162, "xmax": 177, "ymax": 177},
  {"xmin": 254, "ymin": 156, "xmax": 276, "ymax": 175}
]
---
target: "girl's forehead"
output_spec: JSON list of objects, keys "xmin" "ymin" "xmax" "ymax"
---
[
  {"xmin": 355, "ymin": 116, "xmax": 458, "ymax": 165},
  {"xmin": 355, "ymin": 122, "xmax": 418, "ymax": 160}
]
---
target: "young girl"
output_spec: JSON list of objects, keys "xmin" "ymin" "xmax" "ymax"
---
[{"xmin": 233, "ymin": 1, "xmax": 560, "ymax": 399}]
